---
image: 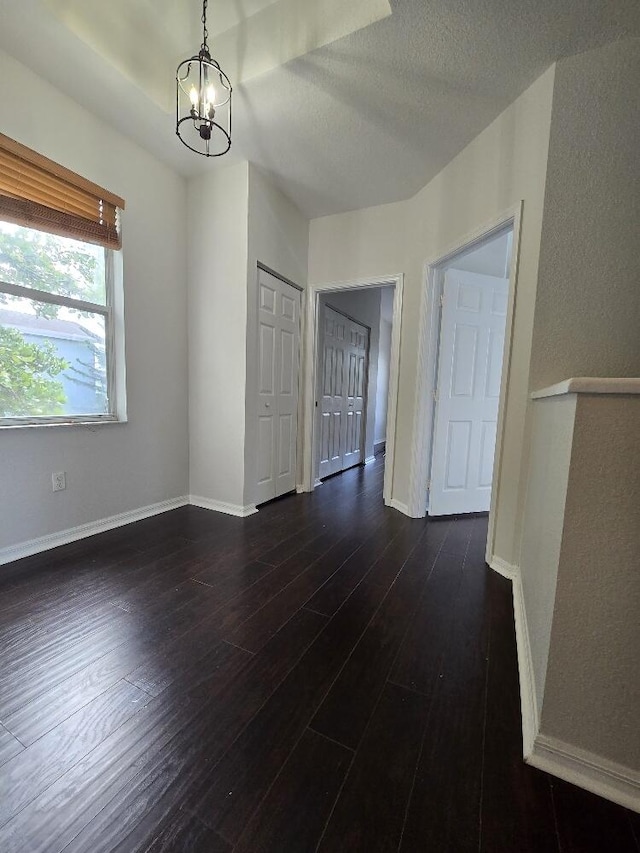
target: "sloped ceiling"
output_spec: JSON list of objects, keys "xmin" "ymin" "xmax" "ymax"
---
[{"xmin": 0, "ymin": 0, "xmax": 639, "ymax": 218}]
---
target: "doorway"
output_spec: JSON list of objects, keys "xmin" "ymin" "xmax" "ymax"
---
[
  {"xmin": 429, "ymin": 232, "xmax": 512, "ymax": 515},
  {"xmin": 316, "ymin": 303, "xmax": 370, "ymax": 479},
  {"xmin": 301, "ymin": 275, "xmax": 404, "ymax": 505},
  {"xmin": 408, "ymin": 205, "xmax": 522, "ymax": 557}
]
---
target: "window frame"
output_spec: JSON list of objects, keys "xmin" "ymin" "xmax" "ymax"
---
[
  {"xmin": 0, "ymin": 132, "xmax": 126, "ymax": 428},
  {"xmin": 0, "ymin": 230, "xmax": 125, "ymax": 428}
]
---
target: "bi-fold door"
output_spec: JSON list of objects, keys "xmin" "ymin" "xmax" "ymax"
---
[{"xmin": 256, "ymin": 269, "xmax": 302, "ymax": 505}]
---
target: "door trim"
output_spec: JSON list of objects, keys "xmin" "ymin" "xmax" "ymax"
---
[
  {"xmin": 301, "ymin": 274, "xmax": 404, "ymax": 506},
  {"xmin": 322, "ymin": 301, "xmax": 372, "ymax": 334},
  {"xmin": 257, "ymin": 261, "xmax": 303, "ymax": 293},
  {"xmin": 407, "ymin": 203, "xmax": 523, "ymax": 562}
]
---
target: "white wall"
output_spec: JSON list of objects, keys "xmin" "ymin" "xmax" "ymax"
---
[
  {"xmin": 375, "ymin": 322, "xmax": 392, "ymax": 446},
  {"xmin": 247, "ymin": 165, "xmax": 309, "ymax": 290},
  {"xmin": 375, "ymin": 287, "xmax": 394, "ymax": 447},
  {"xmin": 309, "ymin": 66, "xmax": 556, "ymax": 567},
  {"xmin": 318, "ymin": 287, "xmax": 382, "ymax": 463},
  {"xmin": 518, "ymin": 37, "xmax": 640, "ymax": 782},
  {"xmin": 188, "ymin": 162, "xmax": 249, "ymax": 510},
  {"xmin": 530, "ymin": 38, "xmax": 640, "ymax": 388},
  {"xmin": 375, "ymin": 319, "xmax": 392, "ymax": 446},
  {"xmin": 519, "ymin": 394, "xmax": 576, "ymax": 710},
  {"xmin": 244, "ymin": 165, "xmax": 309, "ymax": 505},
  {"xmin": 542, "ymin": 395, "xmax": 640, "ymax": 771},
  {"xmin": 0, "ymin": 49, "xmax": 189, "ymax": 557},
  {"xmin": 189, "ymin": 162, "xmax": 309, "ymax": 511}
]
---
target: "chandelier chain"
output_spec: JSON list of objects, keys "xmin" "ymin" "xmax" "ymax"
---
[{"xmin": 201, "ymin": 0, "xmax": 209, "ymax": 52}]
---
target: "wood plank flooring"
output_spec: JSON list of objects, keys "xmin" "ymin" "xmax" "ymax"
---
[{"xmin": 0, "ymin": 456, "xmax": 637, "ymax": 852}]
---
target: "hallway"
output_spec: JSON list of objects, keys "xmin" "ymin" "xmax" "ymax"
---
[{"xmin": 0, "ymin": 457, "xmax": 637, "ymax": 851}]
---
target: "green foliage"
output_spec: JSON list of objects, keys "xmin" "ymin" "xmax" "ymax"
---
[
  {"xmin": 0, "ymin": 326, "xmax": 68, "ymax": 417},
  {"xmin": 0, "ymin": 224, "xmax": 108, "ymax": 417},
  {"xmin": 0, "ymin": 227, "xmax": 104, "ymax": 317}
]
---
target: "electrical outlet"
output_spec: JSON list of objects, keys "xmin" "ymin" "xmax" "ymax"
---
[{"xmin": 52, "ymin": 471, "xmax": 66, "ymax": 492}]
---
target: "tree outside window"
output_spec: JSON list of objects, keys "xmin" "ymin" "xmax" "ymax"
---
[{"xmin": 0, "ymin": 222, "xmax": 112, "ymax": 421}]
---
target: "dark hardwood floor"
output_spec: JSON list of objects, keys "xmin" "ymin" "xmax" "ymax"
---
[{"xmin": 0, "ymin": 456, "xmax": 637, "ymax": 852}]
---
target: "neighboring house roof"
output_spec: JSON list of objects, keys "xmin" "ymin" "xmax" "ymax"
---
[{"xmin": 0, "ymin": 307, "xmax": 100, "ymax": 343}]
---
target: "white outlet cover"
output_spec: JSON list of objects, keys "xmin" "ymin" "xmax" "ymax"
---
[{"xmin": 52, "ymin": 472, "xmax": 66, "ymax": 491}]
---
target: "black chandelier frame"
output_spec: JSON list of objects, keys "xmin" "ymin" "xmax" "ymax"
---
[{"xmin": 176, "ymin": 0, "xmax": 232, "ymax": 157}]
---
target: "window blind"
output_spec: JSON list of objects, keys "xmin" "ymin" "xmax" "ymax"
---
[{"xmin": 0, "ymin": 132, "xmax": 125, "ymax": 249}]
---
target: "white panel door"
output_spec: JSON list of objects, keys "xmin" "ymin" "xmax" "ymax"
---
[
  {"xmin": 342, "ymin": 321, "xmax": 368, "ymax": 469},
  {"xmin": 317, "ymin": 304, "xmax": 369, "ymax": 479},
  {"xmin": 256, "ymin": 270, "xmax": 302, "ymax": 504},
  {"xmin": 429, "ymin": 270, "xmax": 508, "ymax": 515}
]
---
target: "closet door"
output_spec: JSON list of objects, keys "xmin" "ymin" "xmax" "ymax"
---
[
  {"xmin": 256, "ymin": 270, "xmax": 302, "ymax": 504},
  {"xmin": 317, "ymin": 304, "xmax": 369, "ymax": 479}
]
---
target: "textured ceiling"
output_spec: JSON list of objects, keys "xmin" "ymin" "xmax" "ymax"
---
[
  {"xmin": 0, "ymin": 0, "xmax": 639, "ymax": 218},
  {"xmin": 39, "ymin": 0, "xmax": 392, "ymax": 111}
]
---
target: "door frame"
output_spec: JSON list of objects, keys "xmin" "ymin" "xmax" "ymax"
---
[
  {"xmin": 407, "ymin": 203, "xmax": 523, "ymax": 562},
  {"xmin": 300, "ymin": 274, "xmax": 404, "ymax": 506},
  {"xmin": 316, "ymin": 301, "xmax": 371, "ymax": 479}
]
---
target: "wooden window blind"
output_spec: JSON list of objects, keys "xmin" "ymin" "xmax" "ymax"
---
[{"xmin": 0, "ymin": 132, "xmax": 125, "ymax": 249}]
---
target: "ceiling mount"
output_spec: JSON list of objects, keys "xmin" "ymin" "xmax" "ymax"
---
[{"xmin": 176, "ymin": 0, "xmax": 232, "ymax": 157}]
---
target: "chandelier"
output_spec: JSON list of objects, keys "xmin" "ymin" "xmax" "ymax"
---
[{"xmin": 176, "ymin": 0, "xmax": 232, "ymax": 157}]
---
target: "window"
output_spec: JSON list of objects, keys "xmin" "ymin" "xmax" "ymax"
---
[{"xmin": 0, "ymin": 133, "xmax": 125, "ymax": 426}]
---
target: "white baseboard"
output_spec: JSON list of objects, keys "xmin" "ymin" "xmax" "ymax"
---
[
  {"xmin": 385, "ymin": 497, "xmax": 412, "ymax": 515},
  {"xmin": 0, "ymin": 493, "xmax": 262, "ymax": 567},
  {"xmin": 528, "ymin": 735, "xmax": 640, "ymax": 814},
  {"xmin": 405, "ymin": 496, "xmax": 427, "ymax": 518},
  {"xmin": 189, "ymin": 496, "xmax": 258, "ymax": 517},
  {"xmin": 0, "ymin": 496, "xmax": 190, "ymax": 566},
  {"xmin": 364, "ymin": 455, "xmax": 376, "ymax": 465},
  {"xmin": 488, "ymin": 555, "xmax": 518, "ymax": 579}
]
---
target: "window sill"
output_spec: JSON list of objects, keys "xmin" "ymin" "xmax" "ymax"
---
[{"xmin": 0, "ymin": 416, "xmax": 127, "ymax": 430}]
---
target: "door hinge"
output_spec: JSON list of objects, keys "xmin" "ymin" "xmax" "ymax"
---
[
  {"xmin": 440, "ymin": 293, "xmax": 444, "ymax": 308},
  {"xmin": 427, "ymin": 478, "xmax": 431, "ymax": 491},
  {"xmin": 432, "ymin": 389, "xmax": 439, "ymax": 402}
]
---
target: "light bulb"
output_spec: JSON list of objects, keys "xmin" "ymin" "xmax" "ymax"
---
[
  {"xmin": 189, "ymin": 86, "xmax": 199, "ymax": 107},
  {"xmin": 206, "ymin": 84, "xmax": 216, "ymax": 105}
]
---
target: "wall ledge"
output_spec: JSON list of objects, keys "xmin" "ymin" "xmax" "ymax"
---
[{"xmin": 531, "ymin": 377, "xmax": 640, "ymax": 399}]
